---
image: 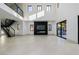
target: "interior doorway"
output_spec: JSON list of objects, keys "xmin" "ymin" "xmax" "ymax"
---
[{"xmin": 57, "ymin": 20, "xmax": 66, "ymax": 39}]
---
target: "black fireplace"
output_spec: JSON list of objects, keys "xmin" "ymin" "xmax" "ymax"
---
[{"xmin": 34, "ymin": 21, "xmax": 48, "ymax": 35}]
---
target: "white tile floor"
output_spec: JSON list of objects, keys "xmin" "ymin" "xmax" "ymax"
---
[{"xmin": 0, "ymin": 35, "xmax": 79, "ymax": 55}]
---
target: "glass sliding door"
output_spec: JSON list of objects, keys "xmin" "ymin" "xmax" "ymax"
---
[
  {"xmin": 57, "ymin": 20, "xmax": 66, "ymax": 39},
  {"xmin": 61, "ymin": 21, "xmax": 66, "ymax": 38},
  {"xmin": 57, "ymin": 23, "xmax": 62, "ymax": 37}
]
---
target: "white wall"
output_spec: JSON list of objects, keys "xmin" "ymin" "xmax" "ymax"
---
[
  {"xmin": 24, "ymin": 3, "xmax": 56, "ymax": 21},
  {"xmin": 22, "ymin": 21, "xmax": 34, "ymax": 35},
  {"xmin": 12, "ymin": 3, "xmax": 78, "ymax": 42},
  {"xmin": 11, "ymin": 21, "xmax": 24, "ymax": 35},
  {"xmin": 48, "ymin": 21, "xmax": 56, "ymax": 35},
  {"xmin": 22, "ymin": 21, "xmax": 56, "ymax": 35},
  {"xmin": 56, "ymin": 3, "xmax": 78, "ymax": 43},
  {"xmin": 21, "ymin": 3, "xmax": 57, "ymax": 35}
]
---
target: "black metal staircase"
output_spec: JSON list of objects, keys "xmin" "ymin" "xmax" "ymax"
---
[{"xmin": 1, "ymin": 19, "xmax": 16, "ymax": 37}]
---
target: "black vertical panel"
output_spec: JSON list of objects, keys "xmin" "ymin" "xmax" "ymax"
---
[
  {"xmin": 78, "ymin": 16, "xmax": 79, "ymax": 44},
  {"xmin": 56, "ymin": 23, "xmax": 58, "ymax": 36}
]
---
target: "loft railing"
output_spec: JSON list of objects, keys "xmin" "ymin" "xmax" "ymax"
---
[{"xmin": 5, "ymin": 3, "xmax": 24, "ymax": 17}]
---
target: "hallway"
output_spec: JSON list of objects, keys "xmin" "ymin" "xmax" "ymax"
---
[{"xmin": 0, "ymin": 35, "xmax": 79, "ymax": 55}]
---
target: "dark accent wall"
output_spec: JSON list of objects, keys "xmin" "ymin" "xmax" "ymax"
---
[
  {"xmin": 78, "ymin": 16, "xmax": 79, "ymax": 44},
  {"xmin": 34, "ymin": 21, "xmax": 48, "ymax": 35}
]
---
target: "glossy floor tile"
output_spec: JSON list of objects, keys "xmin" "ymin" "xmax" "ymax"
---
[{"xmin": 0, "ymin": 35, "xmax": 79, "ymax": 55}]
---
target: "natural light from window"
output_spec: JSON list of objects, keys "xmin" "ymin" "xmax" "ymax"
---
[
  {"xmin": 29, "ymin": 10, "xmax": 45, "ymax": 21},
  {"xmin": 28, "ymin": 5, "xmax": 32, "ymax": 12},
  {"xmin": 37, "ymin": 5, "xmax": 42, "ymax": 11},
  {"xmin": 47, "ymin": 5, "xmax": 51, "ymax": 12},
  {"xmin": 37, "ymin": 10, "xmax": 45, "ymax": 18},
  {"xmin": 29, "ymin": 14, "xmax": 36, "ymax": 20}
]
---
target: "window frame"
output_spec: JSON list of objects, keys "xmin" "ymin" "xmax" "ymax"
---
[
  {"xmin": 37, "ymin": 5, "xmax": 42, "ymax": 11},
  {"xmin": 46, "ymin": 5, "xmax": 51, "ymax": 12},
  {"xmin": 28, "ymin": 5, "xmax": 33, "ymax": 12}
]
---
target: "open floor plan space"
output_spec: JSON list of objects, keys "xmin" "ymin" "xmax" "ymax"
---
[
  {"xmin": 0, "ymin": 35, "xmax": 79, "ymax": 55},
  {"xmin": 0, "ymin": 3, "xmax": 79, "ymax": 55}
]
